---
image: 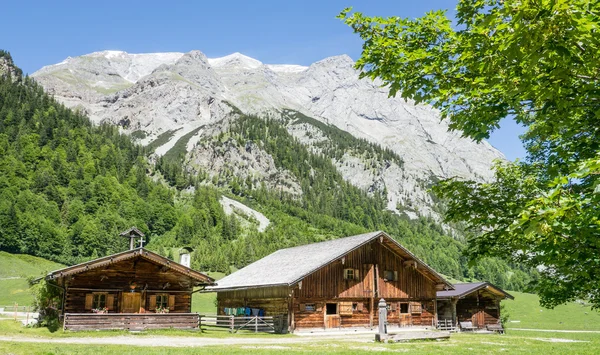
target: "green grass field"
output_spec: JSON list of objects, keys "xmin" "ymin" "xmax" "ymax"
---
[
  {"xmin": 0, "ymin": 251, "xmax": 64, "ymax": 307},
  {"xmin": 503, "ymin": 291, "xmax": 600, "ymax": 330},
  {"xmin": 0, "ymin": 326, "xmax": 598, "ymax": 354}
]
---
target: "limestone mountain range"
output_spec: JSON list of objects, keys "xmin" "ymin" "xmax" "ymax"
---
[{"xmin": 32, "ymin": 50, "xmax": 504, "ymax": 220}]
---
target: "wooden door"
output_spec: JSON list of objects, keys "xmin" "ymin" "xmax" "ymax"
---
[
  {"xmin": 122, "ymin": 292, "xmax": 141, "ymax": 313},
  {"xmin": 472, "ymin": 308, "xmax": 485, "ymax": 328},
  {"xmin": 325, "ymin": 315, "xmax": 341, "ymax": 328}
]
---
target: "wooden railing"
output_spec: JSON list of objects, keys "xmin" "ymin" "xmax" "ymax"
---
[
  {"xmin": 200, "ymin": 314, "xmax": 287, "ymax": 333},
  {"xmin": 437, "ymin": 318, "xmax": 456, "ymax": 331},
  {"xmin": 63, "ymin": 313, "xmax": 200, "ymax": 331}
]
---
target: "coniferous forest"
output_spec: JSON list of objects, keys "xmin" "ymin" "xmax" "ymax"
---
[{"xmin": 0, "ymin": 51, "xmax": 536, "ymax": 291}]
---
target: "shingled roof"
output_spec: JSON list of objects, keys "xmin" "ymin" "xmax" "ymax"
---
[
  {"xmin": 437, "ymin": 282, "xmax": 514, "ymax": 300},
  {"xmin": 208, "ymin": 231, "xmax": 453, "ymax": 291}
]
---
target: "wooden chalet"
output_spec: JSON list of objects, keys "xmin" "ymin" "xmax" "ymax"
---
[
  {"xmin": 436, "ymin": 282, "xmax": 514, "ymax": 330},
  {"xmin": 46, "ymin": 229, "xmax": 214, "ymax": 331},
  {"xmin": 208, "ymin": 231, "xmax": 454, "ymax": 332}
]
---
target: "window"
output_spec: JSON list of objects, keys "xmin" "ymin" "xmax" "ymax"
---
[
  {"xmin": 156, "ymin": 294, "xmax": 169, "ymax": 309},
  {"xmin": 92, "ymin": 294, "xmax": 106, "ymax": 309},
  {"xmin": 384, "ymin": 270, "xmax": 398, "ymax": 281},
  {"xmin": 326, "ymin": 303, "xmax": 337, "ymax": 315},
  {"xmin": 400, "ymin": 303, "xmax": 409, "ymax": 314},
  {"xmin": 343, "ymin": 268, "xmax": 360, "ymax": 280},
  {"xmin": 305, "ymin": 303, "xmax": 316, "ymax": 312}
]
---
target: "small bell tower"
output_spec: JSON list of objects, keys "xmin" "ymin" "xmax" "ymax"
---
[{"xmin": 120, "ymin": 227, "xmax": 145, "ymax": 250}]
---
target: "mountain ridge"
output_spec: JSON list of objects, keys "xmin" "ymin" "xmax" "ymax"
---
[{"xmin": 32, "ymin": 49, "xmax": 505, "ymax": 220}]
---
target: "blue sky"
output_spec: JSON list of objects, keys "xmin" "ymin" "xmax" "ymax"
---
[{"xmin": 3, "ymin": 0, "xmax": 525, "ymax": 160}]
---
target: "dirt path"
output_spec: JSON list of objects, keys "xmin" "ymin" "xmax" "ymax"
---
[{"xmin": 0, "ymin": 334, "xmax": 373, "ymax": 347}]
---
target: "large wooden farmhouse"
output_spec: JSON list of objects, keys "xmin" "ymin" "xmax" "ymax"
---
[
  {"xmin": 46, "ymin": 229, "xmax": 214, "ymax": 331},
  {"xmin": 209, "ymin": 231, "xmax": 453, "ymax": 331},
  {"xmin": 437, "ymin": 282, "xmax": 514, "ymax": 330}
]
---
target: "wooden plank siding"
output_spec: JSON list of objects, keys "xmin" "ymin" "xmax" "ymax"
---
[
  {"xmin": 61, "ymin": 257, "xmax": 194, "ymax": 315},
  {"xmin": 456, "ymin": 292, "xmax": 501, "ymax": 327},
  {"xmin": 216, "ymin": 287, "xmax": 290, "ymax": 317},
  {"xmin": 64, "ymin": 313, "xmax": 199, "ymax": 331}
]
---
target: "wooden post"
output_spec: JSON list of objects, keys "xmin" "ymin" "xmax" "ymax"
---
[
  {"xmin": 255, "ymin": 315, "xmax": 258, "ymax": 333},
  {"xmin": 451, "ymin": 297, "xmax": 458, "ymax": 328},
  {"xmin": 14, "ymin": 303, "xmax": 17, "ymax": 321},
  {"xmin": 26, "ymin": 306, "xmax": 29, "ymax": 325}
]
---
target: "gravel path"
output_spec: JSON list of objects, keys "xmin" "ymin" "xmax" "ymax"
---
[{"xmin": 0, "ymin": 334, "xmax": 373, "ymax": 347}]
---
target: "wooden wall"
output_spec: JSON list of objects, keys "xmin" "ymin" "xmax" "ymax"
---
[
  {"xmin": 61, "ymin": 256, "xmax": 194, "ymax": 314},
  {"xmin": 216, "ymin": 287, "xmax": 290, "ymax": 316},
  {"xmin": 294, "ymin": 241, "xmax": 436, "ymax": 300},
  {"xmin": 456, "ymin": 292, "xmax": 501, "ymax": 327}
]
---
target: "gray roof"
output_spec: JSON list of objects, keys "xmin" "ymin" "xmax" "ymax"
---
[
  {"xmin": 437, "ymin": 282, "xmax": 514, "ymax": 300},
  {"xmin": 208, "ymin": 231, "xmax": 452, "ymax": 291}
]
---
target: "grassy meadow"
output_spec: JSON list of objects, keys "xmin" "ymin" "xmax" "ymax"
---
[
  {"xmin": 503, "ymin": 291, "xmax": 600, "ymax": 330},
  {"xmin": 0, "ymin": 251, "xmax": 64, "ymax": 307},
  {"xmin": 1, "ymin": 251, "xmax": 600, "ymax": 354}
]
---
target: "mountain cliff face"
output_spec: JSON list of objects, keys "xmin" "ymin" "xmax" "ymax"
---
[{"xmin": 32, "ymin": 50, "xmax": 504, "ymax": 220}]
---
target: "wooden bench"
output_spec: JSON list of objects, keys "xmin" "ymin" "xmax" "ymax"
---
[
  {"xmin": 459, "ymin": 321, "xmax": 477, "ymax": 332},
  {"xmin": 486, "ymin": 323, "xmax": 505, "ymax": 334}
]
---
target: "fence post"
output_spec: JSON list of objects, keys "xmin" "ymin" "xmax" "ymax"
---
[
  {"xmin": 255, "ymin": 316, "xmax": 258, "ymax": 333},
  {"xmin": 230, "ymin": 315, "xmax": 234, "ymax": 333},
  {"xmin": 14, "ymin": 303, "xmax": 17, "ymax": 321},
  {"xmin": 26, "ymin": 306, "xmax": 29, "ymax": 325}
]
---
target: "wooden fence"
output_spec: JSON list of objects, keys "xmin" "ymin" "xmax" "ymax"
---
[{"xmin": 200, "ymin": 314, "xmax": 287, "ymax": 333}]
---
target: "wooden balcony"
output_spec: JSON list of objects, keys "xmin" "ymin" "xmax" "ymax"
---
[{"xmin": 63, "ymin": 313, "xmax": 200, "ymax": 331}]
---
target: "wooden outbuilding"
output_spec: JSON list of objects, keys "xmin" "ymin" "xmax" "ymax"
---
[
  {"xmin": 436, "ymin": 282, "xmax": 514, "ymax": 330},
  {"xmin": 208, "ymin": 231, "xmax": 453, "ymax": 332},
  {"xmin": 46, "ymin": 229, "xmax": 214, "ymax": 331}
]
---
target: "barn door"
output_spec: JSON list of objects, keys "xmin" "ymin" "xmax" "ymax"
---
[
  {"xmin": 472, "ymin": 308, "xmax": 485, "ymax": 328},
  {"xmin": 122, "ymin": 292, "xmax": 141, "ymax": 313}
]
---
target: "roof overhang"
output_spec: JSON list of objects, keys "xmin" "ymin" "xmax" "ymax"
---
[
  {"xmin": 46, "ymin": 248, "xmax": 215, "ymax": 286},
  {"xmin": 437, "ymin": 282, "xmax": 514, "ymax": 300}
]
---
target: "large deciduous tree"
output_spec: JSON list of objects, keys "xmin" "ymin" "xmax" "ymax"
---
[{"xmin": 340, "ymin": 0, "xmax": 600, "ymax": 308}]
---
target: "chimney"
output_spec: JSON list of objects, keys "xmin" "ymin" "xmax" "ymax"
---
[{"xmin": 179, "ymin": 247, "xmax": 193, "ymax": 268}]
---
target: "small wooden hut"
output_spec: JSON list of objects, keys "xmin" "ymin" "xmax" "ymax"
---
[
  {"xmin": 208, "ymin": 231, "xmax": 453, "ymax": 332},
  {"xmin": 436, "ymin": 282, "xmax": 514, "ymax": 330},
  {"xmin": 46, "ymin": 228, "xmax": 214, "ymax": 331}
]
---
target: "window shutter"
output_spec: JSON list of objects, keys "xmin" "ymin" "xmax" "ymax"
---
[
  {"xmin": 357, "ymin": 302, "xmax": 364, "ymax": 312},
  {"xmin": 339, "ymin": 302, "xmax": 353, "ymax": 315},
  {"xmin": 354, "ymin": 269, "xmax": 360, "ymax": 280},
  {"xmin": 299, "ymin": 303, "xmax": 306, "ymax": 311},
  {"xmin": 316, "ymin": 304, "xmax": 323, "ymax": 312},
  {"xmin": 391, "ymin": 303, "xmax": 397, "ymax": 311},
  {"xmin": 106, "ymin": 294, "xmax": 114, "ymax": 311},
  {"xmin": 168, "ymin": 295, "xmax": 175, "ymax": 310},
  {"xmin": 85, "ymin": 294, "xmax": 93, "ymax": 310},
  {"xmin": 149, "ymin": 295, "xmax": 157, "ymax": 310},
  {"xmin": 394, "ymin": 271, "xmax": 398, "ymax": 281}
]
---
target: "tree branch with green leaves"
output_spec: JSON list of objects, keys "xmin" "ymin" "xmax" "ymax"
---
[{"xmin": 340, "ymin": 0, "xmax": 600, "ymax": 308}]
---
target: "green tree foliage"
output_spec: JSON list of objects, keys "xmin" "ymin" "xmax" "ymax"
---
[
  {"xmin": 340, "ymin": 1, "xmax": 600, "ymax": 307},
  {"xmin": 0, "ymin": 56, "xmax": 178, "ymax": 264}
]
